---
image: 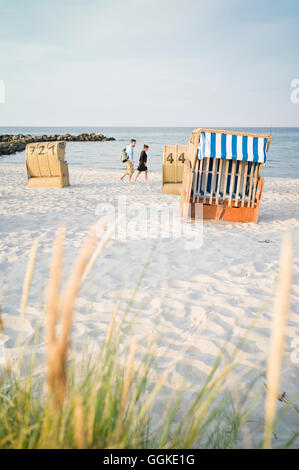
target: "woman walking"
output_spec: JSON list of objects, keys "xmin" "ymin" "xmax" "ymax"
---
[{"xmin": 135, "ymin": 145, "xmax": 149, "ymax": 182}]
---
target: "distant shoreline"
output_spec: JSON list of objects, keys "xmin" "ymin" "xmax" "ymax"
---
[
  {"xmin": 1, "ymin": 126, "xmax": 299, "ymax": 130},
  {"xmin": 0, "ymin": 132, "xmax": 115, "ymax": 156}
]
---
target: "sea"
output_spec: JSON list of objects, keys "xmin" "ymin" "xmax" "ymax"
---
[{"xmin": 0, "ymin": 127, "xmax": 299, "ymax": 178}]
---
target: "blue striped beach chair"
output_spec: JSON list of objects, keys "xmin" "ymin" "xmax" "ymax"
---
[{"xmin": 180, "ymin": 129, "xmax": 271, "ymax": 223}]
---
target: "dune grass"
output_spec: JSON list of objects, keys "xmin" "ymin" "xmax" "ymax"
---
[
  {"xmin": 0, "ymin": 321, "xmax": 244, "ymax": 449},
  {"xmin": 0, "ymin": 228, "xmax": 297, "ymax": 449}
]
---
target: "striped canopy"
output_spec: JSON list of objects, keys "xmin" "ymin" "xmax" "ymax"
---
[{"xmin": 198, "ymin": 131, "xmax": 269, "ymax": 163}]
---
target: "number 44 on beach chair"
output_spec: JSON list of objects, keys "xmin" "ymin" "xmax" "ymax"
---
[
  {"xmin": 162, "ymin": 145, "xmax": 187, "ymax": 195},
  {"xmin": 179, "ymin": 129, "xmax": 271, "ymax": 223}
]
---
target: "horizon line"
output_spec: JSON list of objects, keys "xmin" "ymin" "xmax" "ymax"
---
[{"xmin": 1, "ymin": 125, "xmax": 299, "ymax": 129}]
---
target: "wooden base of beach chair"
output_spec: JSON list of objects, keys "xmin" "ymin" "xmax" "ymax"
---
[
  {"xmin": 28, "ymin": 175, "xmax": 70, "ymax": 188},
  {"xmin": 186, "ymin": 199, "xmax": 261, "ymax": 223},
  {"xmin": 162, "ymin": 183, "xmax": 183, "ymax": 195},
  {"xmin": 182, "ymin": 179, "xmax": 263, "ymax": 222}
]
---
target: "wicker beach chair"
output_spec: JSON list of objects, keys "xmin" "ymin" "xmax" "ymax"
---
[
  {"xmin": 162, "ymin": 145, "xmax": 187, "ymax": 195},
  {"xmin": 26, "ymin": 141, "xmax": 70, "ymax": 188},
  {"xmin": 179, "ymin": 129, "xmax": 271, "ymax": 223}
]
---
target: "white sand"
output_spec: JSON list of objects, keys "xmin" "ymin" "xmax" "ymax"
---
[{"xmin": 0, "ymin": 163, "xmax": 299, "ymax": 446}]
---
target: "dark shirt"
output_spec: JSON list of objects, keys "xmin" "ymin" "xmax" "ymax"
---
[
  {"xmin": 137, "ymin": 150, "xmax": 148, "ymax": 171},
  {"xmin": 139, "ymin": 150, "xmax": 147, "ymax": 164}
]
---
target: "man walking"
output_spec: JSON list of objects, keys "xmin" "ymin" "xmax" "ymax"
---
[{"xmin": 120, "ymin": 139, "xmax": 136, "ymax": 182}]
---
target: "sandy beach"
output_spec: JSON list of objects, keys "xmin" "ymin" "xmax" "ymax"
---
[
  {"xmin": 1, "ymin": 0, "xmax": 299, "ymax": 453},
  {"xmin": 0, "ymin": 163, "xmax": 298, "ymax": 445}
]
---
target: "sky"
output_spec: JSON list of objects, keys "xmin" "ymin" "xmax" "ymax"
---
[{"xmin": 0, "ymin": 0, "xmax": 299, "ymax": 127}]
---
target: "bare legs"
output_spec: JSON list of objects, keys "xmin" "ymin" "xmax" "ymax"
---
[
  {"xmin": 134, "ymin": 170, "xmax": 148, "ymax": 182},
  {"xmin": 120, "ymin": 170, "xmax": 133, "ymax": 182},
  {"xmin": 120, "ymin": 161, "xmax": 134, "ymax": 182}
]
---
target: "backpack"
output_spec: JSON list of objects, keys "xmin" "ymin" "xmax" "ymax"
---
[{"xmin": 121, "ymin": 148, "xmax": 128, "ymax": 163}]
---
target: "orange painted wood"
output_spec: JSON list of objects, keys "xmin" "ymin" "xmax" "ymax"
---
[{"xmin": 181, "ymin": 178, "xmax": 264, "ymax": 224}]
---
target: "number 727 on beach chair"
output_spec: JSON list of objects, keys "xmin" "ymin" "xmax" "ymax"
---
[
  {"xmin": 25, "ymin": 141, "xmax": 70, "ymax": 188},
  {"xmin": 180, "ymin": 129, "xmax": 272, "ymax": 223}
]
